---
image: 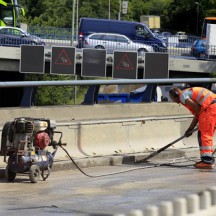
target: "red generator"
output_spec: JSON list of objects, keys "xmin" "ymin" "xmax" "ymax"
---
[{"xmin": 0, "ymin": 117, "xmax": 64, "ymax": 183}]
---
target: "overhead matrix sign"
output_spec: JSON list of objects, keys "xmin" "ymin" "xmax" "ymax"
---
[
  {"xmin": 113, "ymin": 51, "xmax": 137, "ymax": 79},
  {"xmin": 20, "ymin": 45, "xmax": 45, "ymax": 73},
  {"xmin": 20, "ymin": 47, "xmax": 169, "ymax": 79},
  {"xmin": 81, "ymin": 49, "xmax": 106, "ymax": 77},
  {"xmin": 144, "ymin": 53, "xmax": 169, "ymax": 79},
  {"xmin": 51, "ymin": 46, "xmax": 76, "ymax": 75}
]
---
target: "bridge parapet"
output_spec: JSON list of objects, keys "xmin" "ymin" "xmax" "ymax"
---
[{"xmin": 0, "ymin": 46, "xmax": 216, "ymax": 75}]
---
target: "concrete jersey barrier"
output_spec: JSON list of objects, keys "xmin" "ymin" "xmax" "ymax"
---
[{"xmin": 0, "ymin": 103, "xmax": 199, "ymax": 159}]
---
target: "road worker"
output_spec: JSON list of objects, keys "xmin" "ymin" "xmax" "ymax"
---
[{"xmin": 169, "ymin": 86, "xmax": 216, "ymax": 169}]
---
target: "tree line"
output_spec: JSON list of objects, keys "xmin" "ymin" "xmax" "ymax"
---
[{"xmin": 19, "ymin": 0, "xmax": 216, "ymax": 35}]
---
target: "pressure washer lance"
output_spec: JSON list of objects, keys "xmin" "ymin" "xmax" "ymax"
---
[{"xmin": 135, "ymin": 128, "xmax": 198, "ymax": 164}]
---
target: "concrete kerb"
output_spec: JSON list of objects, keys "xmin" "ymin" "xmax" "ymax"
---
[{"xmin": 0, "ymin": 148, "xmax": 199, "ymax": 179}]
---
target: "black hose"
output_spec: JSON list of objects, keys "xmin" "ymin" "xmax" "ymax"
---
[
  {"xmin": 59, "ymin": 145, "xmax": 166, "ymax": 178},
  {"xmin": 59, "ymin": 145, "xmax": 197, "ymax": 178}
]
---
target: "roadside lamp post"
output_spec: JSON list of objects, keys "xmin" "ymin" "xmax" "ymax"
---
[
  {"xmin": 195, "ymin": 2, "xmax": 199, "ymax": 36},
  {"xmin": 71, "ymin": 0, "xmax": 77, "ymax": 104},
  {"xmin": 76, "ymin": 0, "xmax": 79, "ymax": 38},
  {"xmin": 75, "ymin": 0, "xmax": 79, "ymax": 104},
  {"xmin": 72, "ymin": 0, "xmax": 76, "ymax": 46},
  {"xmin": 118, "ymin": 0, "xmax": 121, "ymax": 20},
  {"xmin": 108, "ymin": 0, "xmax": 110, "ymax": 19}
]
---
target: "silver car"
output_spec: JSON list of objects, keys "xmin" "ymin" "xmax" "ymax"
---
[{"xmin": 83, "ymin": 33, "xmax": 154, "ymax": 55}]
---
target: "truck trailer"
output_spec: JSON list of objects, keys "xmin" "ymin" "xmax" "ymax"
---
[
  {"xmin": 206, "ymin": 23, "xmax": 216, "ymax": 58},
  {"xmin": 140, "ymin": 15, "xmax": 160, "ymax": 31}
]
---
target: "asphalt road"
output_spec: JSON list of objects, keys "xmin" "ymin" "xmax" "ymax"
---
[{"xmin": 1, "ymin": 158, "xmax": 216, "ymax": 216}]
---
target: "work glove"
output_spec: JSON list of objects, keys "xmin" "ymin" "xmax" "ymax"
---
[{"xmin": 184, "ymin": 128, "xmax": 193, "ymax": 138}]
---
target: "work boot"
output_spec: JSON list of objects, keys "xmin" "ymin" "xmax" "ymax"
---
[{"xmin": 194, "ymin": 161, "xmax": 215, "ymax": 169}]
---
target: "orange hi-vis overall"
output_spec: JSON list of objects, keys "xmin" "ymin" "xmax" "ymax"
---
[{"xmin": 180, "ymin": 87, "xmax": 216, "ymax": 159}]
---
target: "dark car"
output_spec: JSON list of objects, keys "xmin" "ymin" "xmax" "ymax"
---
[
  {"xmin": 0, "ymin": 26, "xmax": 45, "ymax": 47},
  {"xmin": 158, "ymin": 32, "xmax": 172, "ymax": 42},
  {"xmin": 190, "ymin": 39, "xmax": 206, "ymax": 59}
]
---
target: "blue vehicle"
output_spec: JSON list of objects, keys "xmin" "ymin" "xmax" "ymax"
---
[
  {"xmin": 0, "ymin": 26, "xmax": 45, "ymax": 46},
  {"xmin": 190, "ymin": 39, "xmax": 206, "ymax": 59},
  {"xmin": 157, "ymin": 31, "xmax": 172, "ymax": 42},
  {"xmin": 78, "ymin": 17, "xmax": 167, "ymax": 52}
]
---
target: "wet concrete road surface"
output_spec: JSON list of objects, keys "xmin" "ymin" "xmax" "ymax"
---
[{"xmin": 0, "ymin": 160, "xmax": 216, "ymax": 216}]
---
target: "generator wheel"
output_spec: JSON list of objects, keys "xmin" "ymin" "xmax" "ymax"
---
[
  {"xmin": 41, "ymin": 167, "xmax": 50, "ymax": 181},
  {"xmin": 29, "ymin": 165, "xmax": 40, "ymax": 183},
  {"xmin": 1, "ymin": 122, "xmax": 12, "ymax": 156},
  {"xmin": 5, "ymin": 165, "xmax": 16, "ymax": 181}
]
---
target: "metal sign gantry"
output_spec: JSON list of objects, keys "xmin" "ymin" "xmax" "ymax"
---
[{"xmin": 20, "ymin": 46, "xmax": 169, "ymax": 79}]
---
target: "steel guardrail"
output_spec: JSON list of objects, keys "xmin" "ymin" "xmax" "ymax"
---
[{"xmin": 0, "ymin": 78, "xmax": 216, "ymax": 88}]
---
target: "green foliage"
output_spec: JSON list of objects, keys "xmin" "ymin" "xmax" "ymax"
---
[
  {"xmin": 166, "ymin": 0, "xmax": 216, "ymax": 34},
  {"xmin": 19, "ymin": 0, "xmax": 216, "ymax": 33},
  {"xmin": 24, "ymin": 74, "xmax": 88, "ymax": 105}
]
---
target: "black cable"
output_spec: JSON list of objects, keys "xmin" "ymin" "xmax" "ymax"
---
[
  {"xmin": 58, "ymin": 126, "xmax": 216, "ymax": 177},
  {"xmin": 60, "ymin": 145, "xmax": 164, "ymax": 177},
  {"xmin": 56, "ymin": 128, "xmax": 203, "ymax": 177},
  {"xmin": 59, "ymin": 145, "xmax": 196, "ymax": 178}
]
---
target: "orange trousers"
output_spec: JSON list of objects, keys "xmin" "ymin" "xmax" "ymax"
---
[{"xmin": 198, "ymin": 103, "xmax": 216, "ymax": 158}]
